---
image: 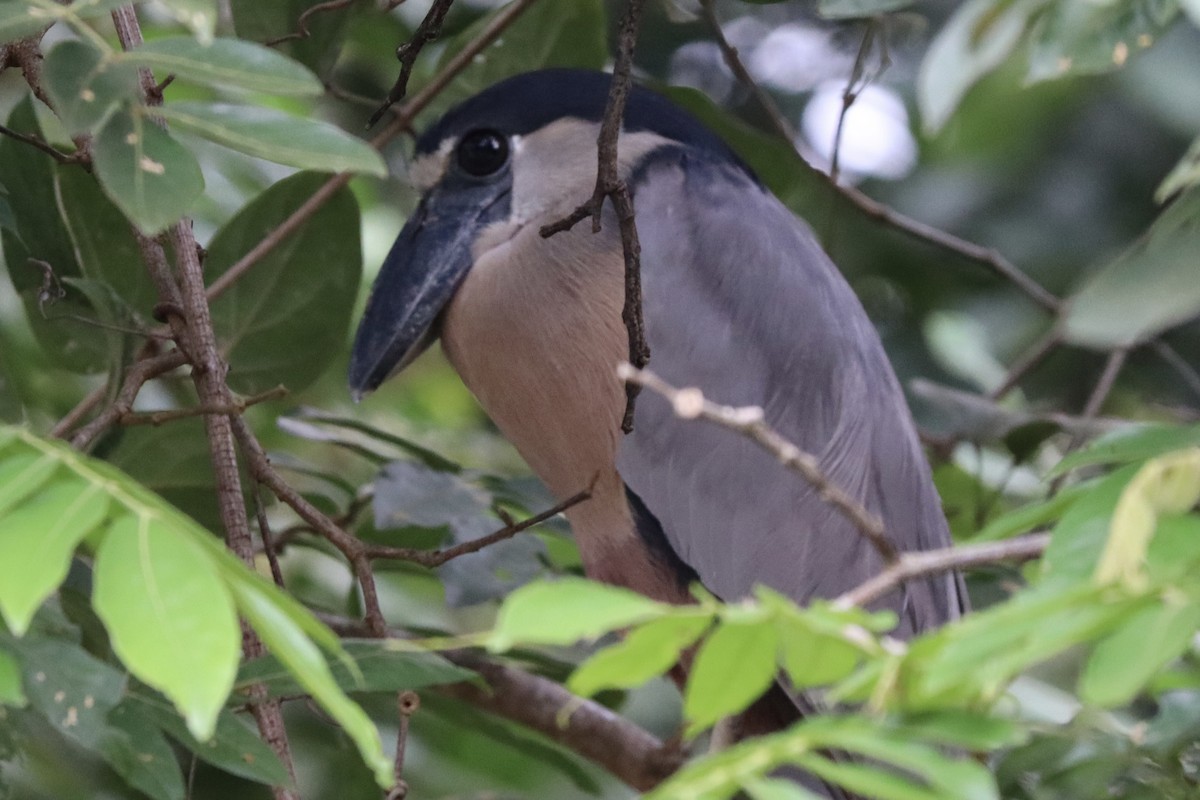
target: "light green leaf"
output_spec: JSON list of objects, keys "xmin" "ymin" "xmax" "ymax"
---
[
  {"xmin": 92, "ymin": 106, "xmax": 204, "ymax": 234},
  {"xmin": 151, "ymin": 0, "xmax": 217, "ymax": 43},
  {"xmin": 1042, "ymin": 466, "xmax": 1140, "ymax": 582},
  {"xmin": 93, "ymin": 513, "xmax": 240, "ymax": 740},
  {"xmin": 1050, "ymin": 423, "xmax": 1200, "ymax": 477},
  {"xmin": 1064, "ymin": 189, "xmax": 1200, "ymax": 348},
  {"xmin": 206, "ymin": 171, "xmax": 363, "ymax": 395},
  {"xmin": 817, "ymin": 0, "xmax": 912, "ymax": 19},
  {"xmin": 1081, "ymin": 599, "xmax": 1200, "ymax": 707},
  {"xmin": 0, "ymin": 449, "xmax": 60, "ymax": 516},
  {"xmin": 157, "ymin": 102, "xmax": 384, "ymax": 175},
  {"xmin": 568, "ymin": 612, "xmax": 712, "ymax": 697},
  {"xmin": 776, "ymin": 612, "xmax": 864, "ymax": 690},
  {"xmin": 489, "ymin": 577, "xmax": 666, "ymax": 652},
  {"xmin": 225, "ymin": 574, "xmax": 392, "ymax": 789},
  {"xmin": 1026, "ymin": 0, "xmax": 1177, "ymax": 83},
  {"xmin": 43, "ymin": 40, "xmax": 139, "ymax": 134},
  {"xmin": 918, "ymin": 0, "xmax": 1048, "ymax": 132},
  {"xmin": 971, "ymin": 482, "xmax": 1091, "ymax": 541},
  {"xmin": 0, "ymin": 477, "xmax": 108, "ymax": 635},
  {"xmin": 745, "ymin": 777, "xmax": 826, "ymax": 800},
  {"xmin": 129, "ymin": 689, "xmax": 292, "ymax": 787},
  {"xmin": 1095, "ymin": 449, "xmax": 1200, "ymax": 587},
  {"xmin": 0, "ymin": 645, "xmax": 25, "ymax": 706},
  {"xmin": 899, "ymin": 711, "xmax": 1027, "ymax": 750},
  {"xmin": 120, "ymin": 37, "xmax": 320, "ymax": 96},
  {"xmin": 684, "ymin": 619, "xmax": 779, "ymax": 734},
  {"xmin": 1157, "ymin": 135, "xmax": 1200, "ymax": 202}
]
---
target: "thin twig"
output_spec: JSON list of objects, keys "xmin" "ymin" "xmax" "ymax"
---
[
  {"xmin": 703, "ymin": 4, "xmax": 1061, "ymax": 313},
  {"xmin": 50, "ymin": 384, "xmax": 108, "ymax": 439},
  {"xmin": 0, "ymin": 123, "xmax": 82, "ymax": 164},
  {"xmin": 364, "ymin": 489, "xmax": 591, "ymax": 566},
  {"xmin": 385, "ymin": 690, "xmax": 420, "ymax": 800},
  {"xmin": 204, "ymin": 0, "xmax": 541, "ymax": 304},
  {"xmin": 117, "ymin": 385, "xmax": 288, "ymax": 427},
  {"xmin": 1151, "ymin": 340, "xmax": 1200, "ymax": 402},
  {"xmin": 367, "ymin": 0, "xmax": 455, "ymax": 128},
  {"xmin": 265, "ymin": 0, "xmax": 358, "ymax": 46},
  {"xmin": 68, "ymin": 350, "xmax": 188, "ymax": 450},
  {"xmin": 987, "ymin": 326, "xmax": 1063, "ymax": 400},
  {"xmin": 834, "ymin": 532, "xmax": 1049, "ymax": 609},
  {"xmin": 540, "ymin": 0, "xmax": 649, "ymax": 433},
  {"xmin": 619, "ymin": 364, "xmax": 897, "ymax": 564},
  {"xmin": 1081, "ymin": 347, "xmax": 1129, "ymax": 420}
]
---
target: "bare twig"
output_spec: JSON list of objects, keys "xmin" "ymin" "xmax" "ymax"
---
[
  {"xmin": 0, "ymin": 123, "xmax": 82, "ymax": 164},
  {"xmin": 987, "ymin": 327, "xmax": 1063, "ymax": 401},
  {"xmin": 540, "ymin": 0, "xmax": 649, "ymax": 433},
  {"xmin": 364, "ymin": 488, "xmax": 591, "ymax": 566},
  {"xmin": 367, "ymin": 0, "xmax": 455, "ymax": 128},
  {"xmin": 619, "ymin": 364, "xmax": 897, "ymax": 564},
  {"xmin": 385, "ymin": 691, "xmax": 420, "ymax": 800},
  {"xmin": 50, "ymin": 384, "xmax": 108, "ymax": 439},
  {"xmin": 1151, "ymin": 340, "xmax": 1200, "ymax": 402},
  {"xmin": 266, "ymin": 0, "xmax": 358, "ymax": 46},
  {"xmin": 117, "ymin": 385, "xmax": 288, "ymax": 427},
  {"xmin": 68, "ymin": 350, "xmax": 188, "ymax": 449},
  {"xmin": 110, "ymin": 8, "xmax": 299, "ymax": 796},
  {"xmin": 835, "ymin": 532, "xmax": 1049, "ymax": 609},
  {"xmin": 1081, "ymin": 347, "xmax": 1129, "ymax": 420},
  {"xmin": 703, "ymin": 4, "xmax": 1061, "ymax": 313},
  {"xmin": 829, "ymin": 20, "xmax": 887, "ymax": 186},
  {"xmin": 205, "ymin": 0, "xmax": 541, "ymax": 304}
]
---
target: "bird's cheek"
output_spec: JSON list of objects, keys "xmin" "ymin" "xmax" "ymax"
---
[{"xmin": 470, "ymin": 219, "xmax": 524, "ymax": 261}]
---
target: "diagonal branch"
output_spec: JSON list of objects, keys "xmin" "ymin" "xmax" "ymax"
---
[
  {"xmin": 367, "ymin": 0, "xmax": 455, "ymax": 128},
  {"xmin": 834, "ymin": 532, "xmax": 1049, "ymax": 609},
  {"xmin": 619, "ymin": 364, "xmax": 897, "ymax": 564}
]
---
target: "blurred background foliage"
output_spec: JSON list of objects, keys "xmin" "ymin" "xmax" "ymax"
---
[{"xmin": 1, "ymin": 0, "xmax": 1200, "ymax": 798}]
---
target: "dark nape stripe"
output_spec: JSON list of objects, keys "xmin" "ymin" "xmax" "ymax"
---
[{"xmin": 624, "ymin": 484, "xmax": 701, "ymax": 592}]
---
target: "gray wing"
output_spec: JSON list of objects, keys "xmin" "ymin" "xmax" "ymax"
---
[{"xmin": 617, "ymin": 150, "xmax": 965, "ymax": 636}]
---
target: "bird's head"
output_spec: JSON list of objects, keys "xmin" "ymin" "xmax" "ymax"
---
[{"xmin": 348, "ymin": 68, "xmax": 750, "ymax": 398}]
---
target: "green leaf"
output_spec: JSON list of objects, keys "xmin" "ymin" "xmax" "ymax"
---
[
  {"xmin": 225, "ymin": 574, "xmax": 393, "ymax": 789},
  {"xmin": 0, "ymin": 98, "xmax": 110, "ymax": 373},
  {"xmin": 776, "ymin": 611, "xmax": 864, "ymax": 690},
  {"xmin": 43, "ymin": 40, "xmax": 139, "ymax": 133},
  {"xmin": 816, "ymin": 0, "xmax": 912, "ymax": 19},
  {"xmin": 157, "ymin": 102, "xmax": 384, "ymax": 175},
  {"xmin": 970, "ymin": 482, "xmax": 1091, "ymax": 541},
  {"xmin": 1026, "ymin": 0, "xmax": 1177, "ymax": 83},
  {"xmin": 745, "ymin": 777, "xmax": 826, "ymax": 800},
  {"xmin": 92, "ymin": 106, "xmax": 204, "ymax": 234},
  {"xmin": 488, "ymin": 578, "xmax": 666, "ymax": 652},
  {"xmin": 129, "ymin": 689, "xmax": 291, "ymax": 786},
  {"xmin": 1095, "ymin": 449, "xmax": 1200, "ymax": 587},
  {"xmin": 418, "ymin": 0, "xmax": 607, "ymax": 123},
  {"xmin": 15, "ymin": 635, "xmax": 126, "ymax": 746},
  {"xmin": 1050, "ymin": 423, "xmax": 1200, "ymax": 476},
  {"xmin": 684, "ymin": 619, "xmax": 779, "ymax": 734},
  {"xmin": 93, "ymin": 513, "xmax": 240, "ymax": 740},
  {"xmin": 1064, "ymin": 188, "xmax": 1200, "ymax": 348},
  {"xmin": 0, "ymin": 477, "xmax": 108, "ymax": 635},
  {"xmin": 0, "ymin": 449, "xmax": 60, "ymax": 516},
  {"xmin": 1157, "ymin": 135, "xmax": 1200, "ymax": 202},
  {"xmin": 236, "ymin": 639, "xmax": 476, "ymax": 697},
  {"xmin": 1042, "ymin": 466, "xmax": 1140, "ymax": 582},
  {"xmin": 898, "ymin": 711, "xmax": 1027, "ymax": 751},
  {"xmin": 104, "ymin": 700, "xmax": 188, "ymax": 800},
  {"xmin": 206, "ymin": 171, "xmax": 363, "ymax": 394},
  {"xmin": 229, "ymin": 0, "xmax": 356, "ymax": 74},
  {"xmin": 918, "ymin": 0, "xmax": 1048, "ymax": 132},
  {"xmin": 372, "ymin": 459, "xmax": 489, "ymax": 529},
  {"xmin": 1081, "ymin": 599, "xmax": 1200, "ymax": 707},
  {"xmin": 120, "ymin": 37, "xmax": 320, "ymax": 96},
  {"xmin": 0, "ymin": 0, "xmax": 129, "ymax": 42},
  {"xmin": 152, "ymin": 0, "xmax": 217, "ymax": 43},
  {"xmin": 0, "ymin": 645, "xmax": 25, "ymax": 706},
  {"xmin": 106, "ymin": 419, "xmax": 225, "ymax": 530},
  {"xmin": 568, "ymin": 612, "xmax": 712, "ymax": 697}
]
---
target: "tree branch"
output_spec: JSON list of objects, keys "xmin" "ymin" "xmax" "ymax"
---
[
  {"xmin": 619, "ymin": 364, "xmax": 898, "ymax": 564},
  {"xmin": 834, "ymin": 533, "xmax": 1049, "ymax": 609},
  {"xmin": 367, "ymin": 0, "xmax": 455, "ymax": 128},
  {"xmin": 540, "ymin": 0, "xmax": 648, "ymax": 433}
]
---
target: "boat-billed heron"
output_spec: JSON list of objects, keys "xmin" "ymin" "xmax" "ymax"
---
[{"xmin": 351, "ymin": 67, "xmax": 964, "ymax": 733}]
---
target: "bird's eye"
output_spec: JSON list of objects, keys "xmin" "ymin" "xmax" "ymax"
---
[{"xmin": 456, "ymin": 129, "xmax": 509, "ymax": 177}]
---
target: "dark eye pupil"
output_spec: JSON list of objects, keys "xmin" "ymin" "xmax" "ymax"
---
[{"xmin": 457, "ymin": 130, "xmax": 508, "ymax": 177}]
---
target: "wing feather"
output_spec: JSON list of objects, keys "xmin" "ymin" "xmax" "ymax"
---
[{"xmin": 617, "ymin": 149, "xmax": 965, "ymax": 634}]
